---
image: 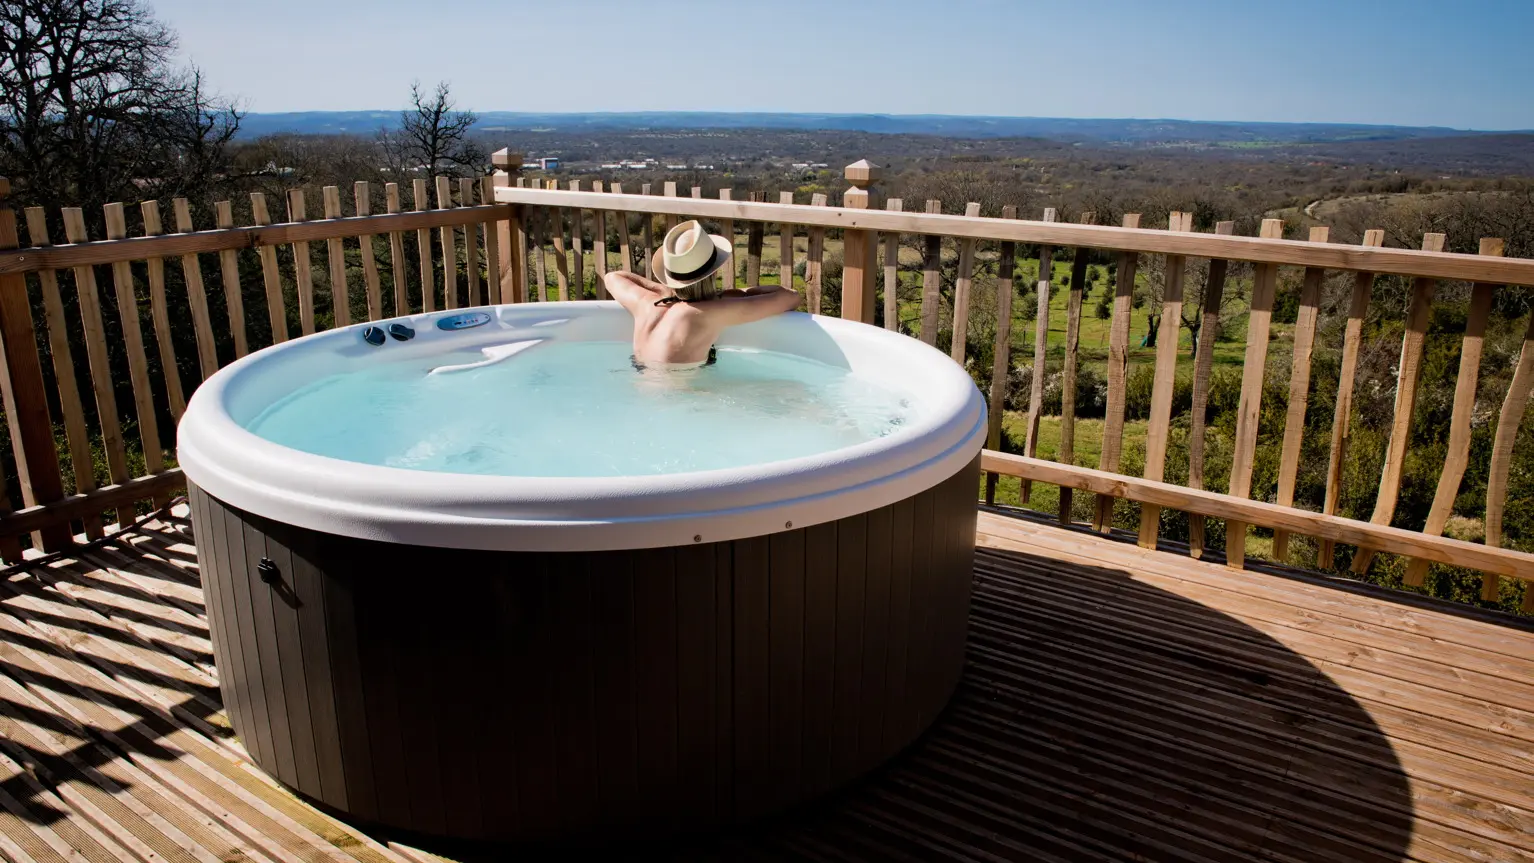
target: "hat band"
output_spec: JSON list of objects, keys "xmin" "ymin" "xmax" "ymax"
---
[{"xmin": 666, "ymin": 243, "xmax": 720, "ymax": 282}]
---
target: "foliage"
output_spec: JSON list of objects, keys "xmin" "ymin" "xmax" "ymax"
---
[{"xmin": 0, "ymin": 0, "xmax": 241, "ymax": 216}]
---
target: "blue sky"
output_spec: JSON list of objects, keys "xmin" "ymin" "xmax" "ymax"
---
[{"xmin": 155, "ymin": 0, "xmax": 1533, "ymax": 129}]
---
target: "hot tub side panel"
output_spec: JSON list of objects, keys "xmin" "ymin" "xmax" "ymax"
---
[{"xmin": 188, "ymin": 456, "xmax": 978, "ymax": 842}]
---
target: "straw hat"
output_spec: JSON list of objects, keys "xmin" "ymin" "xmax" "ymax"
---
[{"xmin": 649, "ymin": 220, "xmax": 733, "ymax": 289}]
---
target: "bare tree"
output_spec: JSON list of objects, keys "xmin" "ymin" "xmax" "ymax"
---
[
  {"xmin": 0, "ymin": 0, "xmax": 241, "ymax": 214},
  {"xmin": 381, "ymin": 81, "xmax": 482, "ymax": 176}
]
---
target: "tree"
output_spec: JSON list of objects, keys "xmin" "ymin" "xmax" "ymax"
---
[
  {"xmin": 0, "ymin": 0, "xmax": 241, "ymax": 214},
  {"xmin": 382, "ymin": 81, "xmax": 482, "ymax": 176}
]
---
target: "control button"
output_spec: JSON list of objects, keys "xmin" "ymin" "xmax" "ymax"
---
[
  {"xmin": 388, "ymin": 323, "xmax": 416, "ymax": 341},
  {"xmin": 362, "ymin": 326, "xmax": 386, "ymax": 346},
  {"xmin": 435, "ymin": 312, "xmax": 492, "ymax": 331}
]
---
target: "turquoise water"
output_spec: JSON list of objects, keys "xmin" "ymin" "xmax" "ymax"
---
[{"xmin": 245, "ymin": 341, "xmax": 914, "ymax": 477}]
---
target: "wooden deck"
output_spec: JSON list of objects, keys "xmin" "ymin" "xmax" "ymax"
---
[{"xmin": 0, "ymin": 505, "xmax": 1529, "ymax": 863}]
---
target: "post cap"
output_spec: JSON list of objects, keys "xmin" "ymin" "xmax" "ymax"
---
[
  {"xmin": 491, "ymin": 148, "xmax": 524, "ymax": 170},
  {"xmin": 844, "ymin": 160, "xmax": 882, "ymax": 185}
]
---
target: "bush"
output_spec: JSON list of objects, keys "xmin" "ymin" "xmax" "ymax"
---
[
  {"xmin": 1122, "ymin": 365, "xmax": 1193, "ymax": 420},
  {"xmin": 1205, "ymin": 367, "xmax": 1244, "ymax": 428},
  {"xmin": 1012, "ymin": 364, "xmax": 1108, "ymax": 418},
  {"xmin": 1019, "ymin": 291, "xmax": 1038, "ymax": 321}
]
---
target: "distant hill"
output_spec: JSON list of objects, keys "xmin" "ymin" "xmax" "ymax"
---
[{"xmin": 235, "ymin": 111, "xmax": 1526, "ymax": 144}]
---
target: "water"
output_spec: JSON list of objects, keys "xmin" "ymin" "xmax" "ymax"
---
[{"xmin": 245, "ymin": 340, "xmax": 914, "ymax": 477}]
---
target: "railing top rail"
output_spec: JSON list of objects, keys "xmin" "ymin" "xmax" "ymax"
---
[
  {"xmin": 497, "ymin": 186, "xmax": 1534, "ymax": 287},
  {"xmin": 0, "ymin": 203, "xmax": 510, "ymax": 275}
]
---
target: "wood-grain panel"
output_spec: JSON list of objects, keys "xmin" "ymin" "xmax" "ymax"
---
[{"xmin": 187, "ymin": 455, "xmax": 977, "ymax": 841}]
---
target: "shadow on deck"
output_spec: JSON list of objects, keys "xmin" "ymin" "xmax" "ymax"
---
[{"xmin": 0, "ymin": 507, "xmax": 1528, "ymax": 862}]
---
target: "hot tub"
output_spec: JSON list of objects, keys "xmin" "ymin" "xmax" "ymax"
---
[{"xmin": 178, "ymin": 302, "xmax": 983, "ymax": 842}]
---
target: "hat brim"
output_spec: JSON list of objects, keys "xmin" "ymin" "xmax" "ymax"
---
[{"xmin": 649, "ymin": 233, "xmax": 733, "ymax": 289}]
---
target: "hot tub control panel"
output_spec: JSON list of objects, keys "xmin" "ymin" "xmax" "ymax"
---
[{"xmin": 436, "ymin": 312, "xmax": 492, "ymax": 331}]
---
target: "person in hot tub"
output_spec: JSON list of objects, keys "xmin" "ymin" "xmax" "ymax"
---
[{"xmin": 603, "ymin": 219, "xmax": 802, "ymax": 371}]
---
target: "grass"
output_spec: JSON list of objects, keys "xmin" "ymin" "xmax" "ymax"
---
[{"xmin": 985, "ymin": 415, "xmax": 1150, "ymax": 520}]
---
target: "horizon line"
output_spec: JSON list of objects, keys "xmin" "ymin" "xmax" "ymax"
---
[{"xmin": 231, "ymin": 109, "xmax": 1534, "ymax": 135}]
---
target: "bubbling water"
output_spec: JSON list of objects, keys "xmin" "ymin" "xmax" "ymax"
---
[{"xmin": 245, "ymin": 341, "xmax": 914, "ymax": 477}]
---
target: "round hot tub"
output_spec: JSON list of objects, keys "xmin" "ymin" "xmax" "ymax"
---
[{"xmin": 178, "ymin": 302, "xmax": 983, "ymax": 843}]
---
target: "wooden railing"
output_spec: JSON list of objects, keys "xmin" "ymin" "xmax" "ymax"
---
[
  {"xmin": 1, "ymin": 152, "xmax": 1532, "ymax": 613},
  {"xmin": 0, "ymin": 165, "xmax": 522, "ymax": 558},
  {"xmin": 496, "ymin": 166, "xmax": 1534, "ymax": 610}
]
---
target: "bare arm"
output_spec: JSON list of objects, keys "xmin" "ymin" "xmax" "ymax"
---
[{"xmin": 708, "ymin": 285, "xmax": 804, "ymax": 327}]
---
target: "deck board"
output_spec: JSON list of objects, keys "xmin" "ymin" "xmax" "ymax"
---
[{"xmin": 0, "ymin": 506, "xmax": 1529, "ymax": 862}]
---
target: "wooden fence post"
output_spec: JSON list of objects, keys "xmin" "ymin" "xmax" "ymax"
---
[
  {"xmin": 1351, "ymin": 232, "xmax": 1447, "ymax": 575},
  {"xmin": 1136, "ymin": 211, "xmax": 1193, "ymax": 547},
  {"xmin": 840, "ymin": 160, "xmax": 881, "ymax": 324},
  {"xmin": 0, "ymin": 178, "xmax": 70, "ymax": 552},
  {"xmin": 1094, "ymin": 213, "xmax": 1142, "ymax": 532},
  {"xmin": 984, "ymin": 205, "xmax": 1020, "ymax": 505},
  {"xmin": 1021, "ymin": 207, "xmax": 1059, "ymax": 504},
  {"xmin": 491, "ymin": 149, "xmax": 526, "ymax": 303},
  {"xmin": 1226, "ymin": 218, "xmax": 1286, "ymax": 569}
]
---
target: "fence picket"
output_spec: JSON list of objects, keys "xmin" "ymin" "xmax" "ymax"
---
[
  {"xmin": 1271, "ymin": 226, "xmax": 1332, "ymax": 560},
  {"xmin": 1136, "ymin": 211, "xmax": 1194, "ymax": 547},
  {"xmin": 806, "ymin": 193, "xmax": 827, "ymax": 313},
  {"xmin": 354, "ymin": 182, "xmax": 383, "ymax": 321},
  {"xmin": 718, "ymin": 189, "xmax": 735, "ymax": 292},
  {"xmin": 212, "ymin": 202, "xmax": 248, "ymax": 357},
  {"xmin": 437, "ymin": 176, "xmax": 459, "ymax": 309},
  {"xmin": 1489, "ymin": 323, "xmax": 1534, "ymax": 611},
  {"xmin": 747, "ymin": 196, "xmax": 764, "ymax": 287},
  {"xmin": 1187, "ymin": 220, "xmax": 1237, "ymax": 557},
  {"xmin": 62, "ymin": 209, "xmax": 130, "ymax": 528},
  {"xmin": 413, "ymin": 179, "xmax": 435, "ymax": 312},
  {"xmin": 1059, "ymin": 212, "xmax": 1095, "ymax": 525},
  {"xmin": 643, "ymin": 183, "xmax": 656, "ymax": 275},
  {"xmin": 1403, "ymin": 239, "xmax": 1503, "ymax": 591},
  {"xmin": 778, "ymin": 191, "xmax": 794, "ymax": 295},
  {"xmin": 984, "ymin": 206, "xmax": 1019, "ymax": 505},
  {"xmin": 137, "ymin": 202, "xmax": 186, "ymax": 420},
  {"xmin": 482, "ymin": 176, "xmax": 505, "ymax": 304},
  {"xmin": 551, "ymin": 198, "xmax": 569, "ymax": 302},
  {"xmin": 1316, "ymin": 230, "xmax": 1385, "ymax": 566},
  {"xmin": 321, "ymin": 187, "xmax": 350, "ymax": 328},
  {"xmin": 1352, "ymin": 232, "xmax": 1447, "ymax": 575},
  {"xmin": 462, "ymin": 178, "xmax": 482, "ymax": 306},
  {"xmin": 1225, "ymin": 218, "xmax": 1286, "ymax": 568},
  {"xmin": 590, "ymin": 182, "xmax": 608, "ymax": 299},
  {"xmin": 950, "ymin": 202, "xmax": 983, "ymax": 364},
  {"xmin": 882, "ymin": 198, "xmax": 903, "ymax": 332},
  {"xmin": 22, "ymin": 208, "xmax": 100, "ymax": 540},
  {"xmin": 384, "ymin": 183, "xmax": 408, "ymax": 315},
  {"xmin": 248, "ymin": 194, "xmax": 288, "ymax": 343},
  {"xmin": 102, "ymin": 203, "xmax": 167, "ymax": 505},
  {"xmin": 568, "ymin": 181, "xmax": 584, "ymax": 300},
  {"xmin": 611, "ymin": 182, "xmax": 633, "ymax": 276},
  {"xmin": 920, "ymin": 200, "xmax": 943, "ymax": 346},
  {"xmin": 170, "ymin": 200, "xmax": 219, "ymax": 378},
  {"xmin": 530, "ymin": 203, "xmax": 546, "ymax": 301},
  {"xmin": 286, "ymin": 190, "xmax": 317, "ymax": 334},
  {"xmin": 1094, "ymin": 213, "xmax": 1143, "ymax": 532},
  {"xmin": 1021, "ymin": 207, "xmax": 1058, "ymax": 504}
]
